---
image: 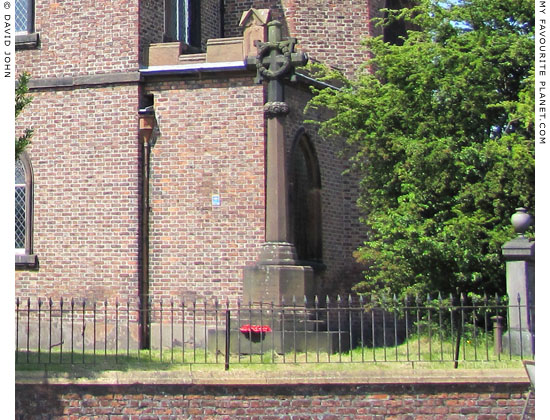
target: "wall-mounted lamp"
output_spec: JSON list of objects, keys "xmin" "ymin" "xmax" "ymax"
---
[{"xmin": 139, "ymin": 111, "xmax": 156, "ymax": 145}]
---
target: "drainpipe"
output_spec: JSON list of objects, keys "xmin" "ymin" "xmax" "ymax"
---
[{"xmin": 138, "ymin": 109, "xmax": 156, "ymax": 349}]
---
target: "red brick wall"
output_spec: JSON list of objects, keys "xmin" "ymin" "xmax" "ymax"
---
[
  {"xmin": 144, "ymin": 75, "xmax": 266, "ymax": 304},
  {"xmin": 139, "ymin": 0, "xmax": 165, "ymax": 63},
  {"xmin": 285, "ymin": 85, "xmax": 364, "ymax": 295},
  {"xmin": 200, "ymin": 0, "xmax": 224, "ymax": 48},
  {"xmin": 17, "ymin": 0, "xmax": 140, "ymax": 78},
  {"xmin": 15, "ymin": 382, "xmax": 534, "ymax": 419},
  {"xmin": 15, "ymin": 0, "xmax": 371, "ymax": 304},
  {"xmin": 14, "ymin": 85, "xmax": 141, "ymax": 302}
]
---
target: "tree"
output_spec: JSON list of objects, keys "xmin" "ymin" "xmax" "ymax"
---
[
  {"xmin": 307, "ymin": 0, "xmax": 534, "ymax": 298},
  {"xmin": 16, "ymin": 72, "xmax": 33, "ymax": 159}
]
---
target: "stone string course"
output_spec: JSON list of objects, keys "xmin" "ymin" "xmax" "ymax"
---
[{"xmin": 15, "ymin": 381, "xmax": 534, "ymax": 419}]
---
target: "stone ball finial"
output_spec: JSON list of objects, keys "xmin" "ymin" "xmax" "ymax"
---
[{"xmin": 511, "ymin": 207, "xmax": 532, "ymax": 236}]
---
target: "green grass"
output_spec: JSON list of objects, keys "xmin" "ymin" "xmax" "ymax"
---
[{"xmin": 15, "ymin": 333, "xmax": 528, "ymax": 375}]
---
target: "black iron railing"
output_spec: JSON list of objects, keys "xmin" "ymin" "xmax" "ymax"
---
[{"xmin": 15, "ymin": 294, "xmax": 534, "ymax": 369}]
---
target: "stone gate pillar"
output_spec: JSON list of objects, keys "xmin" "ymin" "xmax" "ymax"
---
[{"xmin": 502, "ymin": 208, "xmax": 535, "ymax": 356}]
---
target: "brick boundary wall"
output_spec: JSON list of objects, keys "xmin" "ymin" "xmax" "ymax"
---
[{"xmin": 15, "ymin": 380, "xmax": 534, "ymax": 419}]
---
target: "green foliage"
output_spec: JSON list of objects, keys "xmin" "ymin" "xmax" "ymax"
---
[
  {"xmin": 307, "ymin": 0, "xmax": 534, "ymax": 298},
  {"xmin": 15, "ymin": 72, "xmax": 33, "ymax": 159}
]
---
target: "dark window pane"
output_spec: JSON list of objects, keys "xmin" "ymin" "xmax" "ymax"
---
[{"xmin": 15, "ymin": 187, "xmax": 26, "ymax": 249}]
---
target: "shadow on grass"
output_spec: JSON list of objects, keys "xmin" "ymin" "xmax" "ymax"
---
[{"xmin": 16, "ymin": 350, "xmax": 186, "ymax": 377}]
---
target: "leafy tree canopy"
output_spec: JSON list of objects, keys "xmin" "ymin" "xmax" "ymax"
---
[
  {"xmin": 16, "ymin": 72, "xmax": 33, "ymax": 159},
  {"xmin": 307, "ymin": 0, "xmax": 534, "ymax": 298}
]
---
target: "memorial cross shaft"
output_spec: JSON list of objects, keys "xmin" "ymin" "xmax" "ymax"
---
[
  {"xmin": 246, "ymin": 20, "xmax": 308, "ymax": 248},
  {"xmin": 242, "ymin": 19, "xmax": 313, "ymax": 307}
]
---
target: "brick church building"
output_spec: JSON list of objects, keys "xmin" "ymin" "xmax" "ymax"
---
[{"xmin": 15, "ymin": 1, "xmax": 392, "ymax": 313}]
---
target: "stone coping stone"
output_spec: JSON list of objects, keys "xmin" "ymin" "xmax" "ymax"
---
[{"xmin": 16, "ymin": 368, "xmax": 529, "ymax": 386}]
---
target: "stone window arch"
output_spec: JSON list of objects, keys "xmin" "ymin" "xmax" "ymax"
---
[{"xmin": 289, "ymin": 129, "xmax": 323, "ymax": 265}]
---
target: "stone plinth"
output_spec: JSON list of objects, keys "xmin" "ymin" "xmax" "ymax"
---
[{"xmin": 243, "ymin": 264, "xmax": 315, "ymax": 304}]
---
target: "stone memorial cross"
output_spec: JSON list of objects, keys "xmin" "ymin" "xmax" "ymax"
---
[{"xmin": 246, "ymin": 20, "xmax": 308, "ymax": 260}]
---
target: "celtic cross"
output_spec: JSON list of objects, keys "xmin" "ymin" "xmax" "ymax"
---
[{"xmin": 247, "ymin": 20, "xmax": 308, "ymax": 117}]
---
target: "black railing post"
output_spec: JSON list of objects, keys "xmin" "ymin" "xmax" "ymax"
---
[
  {"xmin": 48, "ymin": 298, "xmax": 53, "ymax": 363},
  {"xmin": 15, "ymin": 298, "xmax": 19, "ymax": 364},
  {"xmin": 70, "ymin": 298, "xmax": 75, "ymax": 364},
  {"xmin": 37, "ymin": 298, "xmax": 42, "ymax": 364},
  {"xmin": 115, "ymin": 299, "xmax": 119, "ymax": 363},
  {"xmin": 225, "ymin": 309, "xmax": 230, "ymax": 371},
  {"xmin": 93, "ymin": 301, "xmax": 97, "ymax": 364},
  {"xmin": 82, "ymin": 299, "xmax": 86, "ymax": 364},
  {"xmin": 454, "ymin": 294, "xmax": 464, "ymax": 369},
  {"xmin": 171, "ymin": 299, "xmax": 174, "ymax": 364},
  {"xmin": 26, "ymin": 298, "xmax": 30, "ymax": 363},
  {"xmin": 181, "ymin": 300, "xmax": 186, "ymax": 364}
]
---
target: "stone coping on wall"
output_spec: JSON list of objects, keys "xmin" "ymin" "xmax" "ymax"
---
[{"xmin": 16, "ymin": 368, "xmax": 529, "ymax": 387}]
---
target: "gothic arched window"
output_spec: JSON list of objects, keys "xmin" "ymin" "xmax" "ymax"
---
[
  {"xmin": 15, "ymin": 153, "xmax": 36, "ymax": 267},
  {"xmin": 289, "ymin": 130, "xmax": 323, "ymax": 265}
]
